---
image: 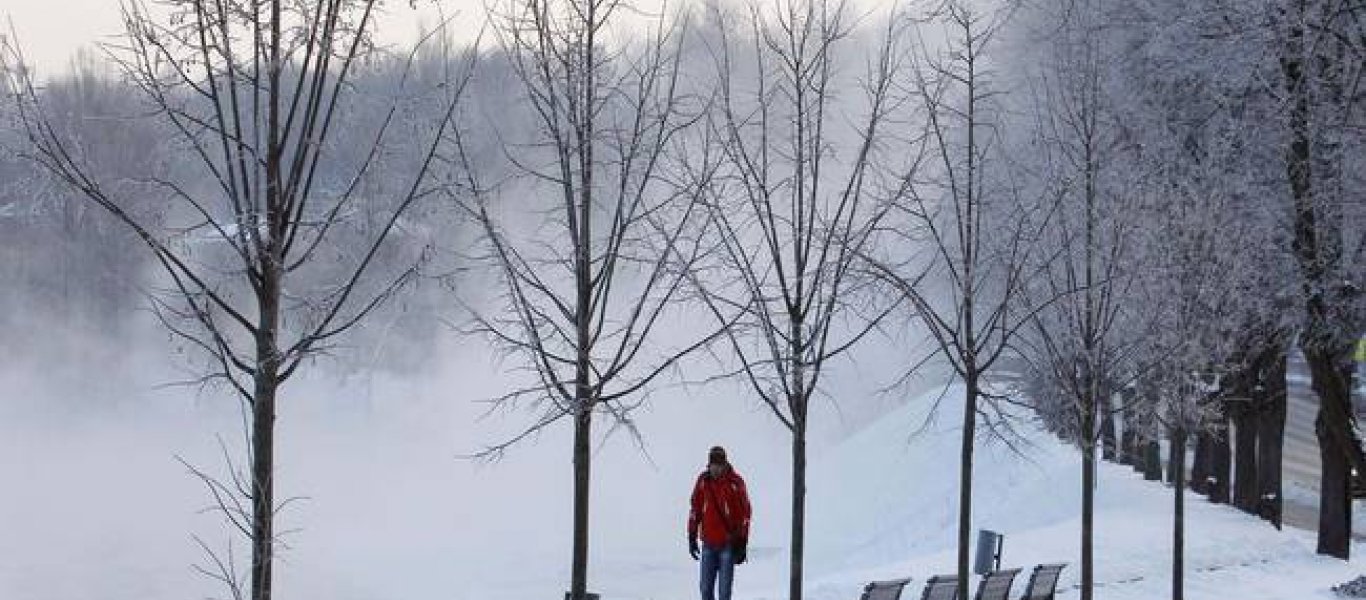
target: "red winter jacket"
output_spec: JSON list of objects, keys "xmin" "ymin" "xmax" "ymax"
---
[{"xmin": 688, "ymin": 467, "xmax": 751, "ymax": 547}]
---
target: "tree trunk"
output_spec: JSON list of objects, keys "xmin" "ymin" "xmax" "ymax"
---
[
  {"xmin": 1101, "ymin": 394, "xmax": 1118, "ymax": 463},
  {"xmin": 249, "ymin": 373, "xmax": 278, "ymax": 600},
  {"xmin": 1232, "ymin": 405, "xmax": 1260, "ymax": 514},
  {"xmin": 1172, "ymin": 427, "xmax": 1186, "ymax": 600},
  {"xmin": 1131, "ymin": 433, "xmax": 1146, "ymax": 474},
  {"xmin": 1121, "ymin": 427, "xmax": 1137, "ymax": 466},
  {"xmin": 1316, "ymin": 408, "xmax": 1352, "ymax": 559},
  {"xmin": 957, "ymin": 374, "xmax": 979, "ymax": 600},
  {"xmin": 570, "ymin": 397, "xmax": 593, "ymax": 598},
  {"xmin": 1119, "ymin": 388, "xmax": 1139, "ymax": 467},
  {"xmin": 1190, "ymin": 433, "xmax": 1210, "ymax": 495},
  {"xmin": 1279, "ymin": 0, "xmax": 1363, "ymax": 560},
  {"xmin": 1312, "ymin": 351, "xmax": 1357, "ymax": 559},
  {"xmin": 1226, "ymin": 347, "xmax": 1262, "ymax": 515},
  {"xmin": 1208, "ymin": 416, "xmax": 1231, "ymax": 504},
  {"xmin": 790, "ymin": 412, "xmax": 808, "ymax": 600},
  {"xmin": 789, "ymin": 303, "xmax": 809, "ymax": 600},
  {"xmin": 1144, "ymin": 439, "xmax": 1163, "ymax": 482},
  {"xmin": 571, "ymin": 143, "xmax": 595, "ymax": 599},
  {"xmin": 1256, "ymin": 344, "xmax": 1287, "ymax": 528},
  {"xmin": 250, "ymin": 260, "xmax": 282, "ymax": 600},
  {"xmin": 1167, "ymin": 433, "xmax": 1181, "ymax": 485},
  {"xmin": 251, "ymin": 16, "xmax": 286, "ymax": 597},
  {"xmin": 1082, "ymin": 433, "xmax": 1095, "ymax": 600}
]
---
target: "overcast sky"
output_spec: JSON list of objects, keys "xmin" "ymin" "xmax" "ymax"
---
[
  {"xmin": 3, "ymin": 0, "xmax": 466, "ymax": 77},
  {"xmin": 4, "ymin": 0, "xmax": 904, "ymax": 78}
]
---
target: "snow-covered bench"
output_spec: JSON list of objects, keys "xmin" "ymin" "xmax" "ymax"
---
[
  {"xmin": 917, "ymin": 574, "xmax": 959, "ymax": 600},
  {"xmin": 972, "ymin": 567, "xmax": 1019, "ymax": 600},
  {"xmin": 859, "ymin": 577, "xmax": 912, "ymax": 600},
  {"xmin": 1019, "ymin": 563, "xmax": 1067, "ymax": 600}
]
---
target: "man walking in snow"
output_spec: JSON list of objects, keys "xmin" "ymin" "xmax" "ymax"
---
[{"xmin": 688, "ymin": 446, "xmax": 751, "ymax": 600}]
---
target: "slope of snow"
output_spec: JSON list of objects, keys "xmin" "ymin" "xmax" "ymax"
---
[{"xmin": 754, "ymin": 384, "xmax": 1366, "ymax": 600}]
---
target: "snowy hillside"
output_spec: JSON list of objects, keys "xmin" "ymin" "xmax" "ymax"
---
[{"xmin": 763, "ymin": 385, "xmax": 1366, "ymax": 600}]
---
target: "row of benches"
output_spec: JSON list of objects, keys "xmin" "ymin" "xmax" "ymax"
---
[{"xmin": 860, "ymin": 563, "xmax": 1068, "ymax": 600}]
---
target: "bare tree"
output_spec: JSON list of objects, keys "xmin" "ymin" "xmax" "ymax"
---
[
  {"xmin": 1139, "ymin": 190, "xmax": 1242, "ymax": 600},
  {"xmin": 1001, "ymin": 2, "xmax": 1180, "ymax": 596},
  {"xmin": 1152, "ymin": 371, "xmax": 1220, "ymax": 600},
  {"xmin": 1, "ymin": 2, "xmax": 472, "ymax": 599},
  {"xmin": 863, "ymin": 4, "xmax": 1061, "ymax": 598},
  {"xmin": 449, "ymin": 1, "xmax": 722, "ymax": 598},
  {"xmin": 1115, "ymin": 51, "xmax": 1264, "ymax": 595},
  {"xmin": 691, "ymin": 1, "xmax": 910, "ymax": 598}
]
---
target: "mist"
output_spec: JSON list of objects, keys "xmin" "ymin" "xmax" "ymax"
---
[
  {"xmin": 0, "ymin": 4, "xmax": 957, "ymax": 593},
  {"xmin": 0, "ymin": 252, "xmax": 945, "ymax": 600}
]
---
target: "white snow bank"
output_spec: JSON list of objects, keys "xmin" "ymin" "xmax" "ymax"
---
[{"xmin": 751, "ymin": 384, "xmax": 1366, "ymax": 600}]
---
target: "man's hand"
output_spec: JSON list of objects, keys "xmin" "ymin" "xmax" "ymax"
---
[
  {"xmin": 689, "ymin": 536, "xmax": 700, "ymax": 561},
  {"xmin": 732, "ymin": 537, "xmax": 748, "ymax": 565}
]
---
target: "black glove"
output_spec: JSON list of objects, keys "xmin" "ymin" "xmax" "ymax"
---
[
  {"xmin": 689, "ymin": 536, "xmax": 700, "ymax": 560},
  {"xmin": 733, "ymin": 538, "xmax": 748, "ymax": 565}
]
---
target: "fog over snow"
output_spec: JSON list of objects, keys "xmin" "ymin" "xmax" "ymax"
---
[
  {"xmin": 0, "ymin": 294, "xmax": 926, "ymax": 600},
  {"xmin": 7, "ymin": 314, "xmax": 1366, "ymax": 600}
]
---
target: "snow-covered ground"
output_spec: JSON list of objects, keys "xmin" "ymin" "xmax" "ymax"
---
[
  {"xmin": 530, "ymin": 381, "xmax": 1366, "ymax": 600},
  {"xmin": 786, "ymin": 385, "xmax": 1366, "ymax": 600},
  {"xmin": 4, "ymin": 351, "xmax": 1365, "ymax": 600}
]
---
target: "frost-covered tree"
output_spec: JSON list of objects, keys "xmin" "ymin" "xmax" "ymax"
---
[
  {"xmin": 1003, "ymin": 2, "xmax": 1147, "ymax": 596},
  {"xmin": 1273, "ymin": 0, "xmax": 1366, "ymax": 558},
  {"xmin": 866, "ymin": 4, "xmax": 1060, "ymax": 597},
  {"xmin": 1097, "ymin": 1, "xmax": 1302, "ymax": 589},
  {"xmin": 1, "ymin": 2, "xmax": 472, "ymax": 598},
  {"xmin": 1113, "ymin": 0, "xmax": 1365, "ymax": 555},
  {"xmin": 1135, "ymin": 147, "xmax": 1246, "ymax": 600},
  {"xmin": 0, "ymin": 53, "xmax": 157, "ymax": 335}
]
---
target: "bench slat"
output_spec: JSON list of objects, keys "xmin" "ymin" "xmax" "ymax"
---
[
  {"xmin": 920, "ymin": 574, "xmax": 959, "ymax": 600},
  {"xmin": 972, "ymin": 568, "xmax": 1020, "ymax": 600},
  {"xmin": 1021, "ymin": 563, "xmax": 1068, "ymax": 600},
  {"xmin": 861, "ymin": 578, "xmax": 913, "ymax": 600}
]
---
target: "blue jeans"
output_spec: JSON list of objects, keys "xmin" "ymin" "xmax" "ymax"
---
[{"xmin": 699, "ymin": 543, "xmax": 735, "ymax": 600}]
